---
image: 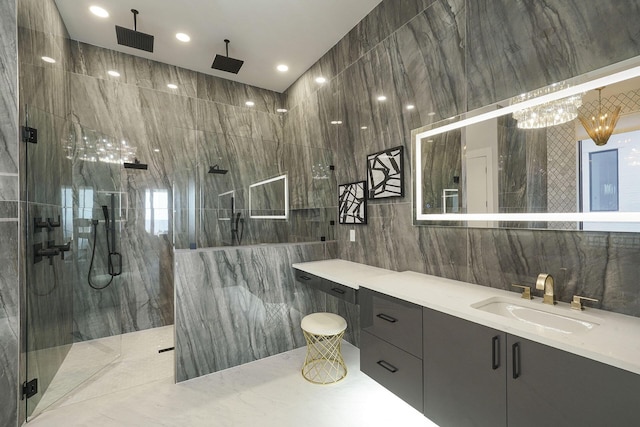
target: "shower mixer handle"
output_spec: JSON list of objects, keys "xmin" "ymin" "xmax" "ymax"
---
[{"xmin": 50, "ymin": 241, "xmax": 71, "ymax": 260}]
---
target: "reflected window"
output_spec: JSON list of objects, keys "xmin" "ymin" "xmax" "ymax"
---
[
  {"xmin": 145, "ymin": 189, "xmax": 169, "ymax": 235},
  {"xmin": 589, "ymin": 150, "xmax": 618, "ymax": 212},
  {"xmin": 78, "ymin": 187, "xmax": 94, "ymax": 250}
]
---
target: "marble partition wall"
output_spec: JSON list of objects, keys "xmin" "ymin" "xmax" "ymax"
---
[
  {"xmin": 286, "ymin": 0, "xmax": 640, "ymax": 318},
  {"xmin": 174, "ymin": 241, "xmax": 337, "ymax": 382},
  {"xmin": 0, "ymin": 0, "xmax": 18, "ymax": 425}
]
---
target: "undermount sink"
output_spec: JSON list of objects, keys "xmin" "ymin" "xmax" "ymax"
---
[{"xmin": 471, "ymin": 297, "xmax": 599, "ymax": 334}]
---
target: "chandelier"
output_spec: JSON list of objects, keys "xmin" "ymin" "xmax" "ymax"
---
[
  {"xmin": 578, "ymin": 88, "xmax": 621, "ymax": 146},
  {"xmin": 511, "ymin": 82, "xmax": 583, "ymax": 129}
]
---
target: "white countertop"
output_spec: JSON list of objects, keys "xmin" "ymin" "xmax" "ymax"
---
[
  {"xmin": 357, "ymin": 270, "xmax": 640, "ymax": 376},
  {"xmin": 292, "ymin": 259, "xmax": 395, "ymax": 290},
  {"xmin": 293, "ymin": 259, "xmax": 640, "ymax": 376}
]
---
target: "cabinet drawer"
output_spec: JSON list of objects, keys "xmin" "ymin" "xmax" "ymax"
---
[
  {"xmin": 361, "ymin": 331, "xmax": 423, "ymax": 413},
  {"xmin": 323, "ymin": 279, "xmax": 357, "ymax": 304},
  {"xmin": 294, "ymin": 269, "xmax": 323, "ymax": 291},
  {"xmin": 360, "ymin": 289, "xmax": 422, "ymax": 357}
]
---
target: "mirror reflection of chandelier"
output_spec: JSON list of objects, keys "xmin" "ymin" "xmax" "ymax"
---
[
  {"xmin": 511, "ymin": 82, "xmax": 583, "ymax": 129},
  {"xmin": 578, "ymin": 87, "xmax": 621, "ymax": 146}
]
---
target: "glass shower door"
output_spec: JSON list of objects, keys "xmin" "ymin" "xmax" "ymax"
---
[{"xmin": 24, "ymin": 105, "xmax": 123, "ymax": 419}]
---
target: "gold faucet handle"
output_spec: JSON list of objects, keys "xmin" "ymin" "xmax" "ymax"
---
[
  {"xmin": 511, "ymin": 284, "xmax": 532, "ymax": 300},
  {"xmin": 571, "ymin": 295, "xmax": 599, "ymax": 311}
]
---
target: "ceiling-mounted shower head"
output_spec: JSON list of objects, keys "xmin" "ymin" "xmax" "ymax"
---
[
  {"xmin": 116, "ymin": 9, "xmax": 154, "ymax": 52},
  {"xmin": 211, "ymin": 39, "xmax": 244, "ymax": 74},
  {"xmin": 209, "ymin": 165, "xmax": 228, "ymax": 174}
]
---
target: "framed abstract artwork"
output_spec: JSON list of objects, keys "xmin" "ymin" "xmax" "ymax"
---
[
  {"xmin": 366, "ymin": 146, "xmax": 404, "ymax": 199},
  {"xmin": 338, "ymin": 181, "xmax": 367, "ymax": 224}
]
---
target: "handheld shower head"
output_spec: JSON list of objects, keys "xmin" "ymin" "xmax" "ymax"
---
[{"xmin": 101, "ymin": 205, "xmax": 110, "ymax": 225}]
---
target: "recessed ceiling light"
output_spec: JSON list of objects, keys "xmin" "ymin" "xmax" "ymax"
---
[
  {"xmin": 277, "ymin": 64, "xmax": 289, "ymax": 72},
  {"xmin": 107, "ymin": 70, "xmax": 120, "ymax": 77},
  {"xmin": 377, "ymin": 95, "xmax": 387, "ymax": 102},
  {"xmin": 175, "ymin": 33, "xmax": 190, "ymax": 42},
  {"xmin": 153, "ymin": 148, "xmax": 160, "ymax": 152},
  {"xmin": 361, "ymin": 126, "xmax": 368, "ymax": 130},
  {"xmin": 167, "ymin": 83, "xmax": 178, "ymax": 89},
  {"xmin": 427, "ymin": 112, "xmax": 436, "ymax": 116},
  {"xmin": 406, "ymin": 104, "xmax": 415, "ymax": 110},
  {"xmin": 89, "ymin": 6, "xmax": 109, "ymax": 18},
  {"xmin": 276, "ymin": 108, "xmax": 288, "ymax": 113},
  {"xmin": 330, "ymin": 120, "xmax": 342, "ymax": 125},
  {"xmin": 315, "ymin": 77, "xmax": 327, "ymax": 84},
  {"xmin": 246, "ymin": 101, "xmax": 255, "ymax": 107},
  {"xmin": 41, "ymin": 56, "xmax": 56, "ymax": 63}
]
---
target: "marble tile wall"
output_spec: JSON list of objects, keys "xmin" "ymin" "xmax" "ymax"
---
[
  {"xmin": 0, "ymin": 0, "xmax": 18, "ymax": 425},
  {"xmin": 286, "ymin": 0, "xmax": 640, "ymax": 317},
  {"xmin": 174, "ymin": 241, "xmax": 336, "ymax": 382}
]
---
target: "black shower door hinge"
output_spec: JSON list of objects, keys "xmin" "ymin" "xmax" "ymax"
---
[
  {"xmin": 22, "ymin": 378, "xmax": 38, "ymax": 399},
  {"xmin": 22, "ymin": 126, "xmax": 38, "ymax": 143}
]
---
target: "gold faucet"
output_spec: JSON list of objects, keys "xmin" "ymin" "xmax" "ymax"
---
[{"xmin": 536, "ymin": 273, "xmax": 555, "ymax": 305}]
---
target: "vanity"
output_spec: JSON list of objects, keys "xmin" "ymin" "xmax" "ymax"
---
[{"xmin": 293, "ymin": 259, "xmax": 640, "ymax": 427}]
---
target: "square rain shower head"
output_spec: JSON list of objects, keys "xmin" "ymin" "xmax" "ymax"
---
[
  {"xmin": 116, "ymin": 25, "xmax": 154, "ymax": 52},
  {"xmin": 211, "ymin": 55, "xmax": 244, "ymax": 74}
]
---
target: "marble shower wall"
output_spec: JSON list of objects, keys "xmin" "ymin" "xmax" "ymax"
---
[
  {"xmin": 174, "ymin": 241, "xmax": 337, "ymax": 382},
  {"xmin": 286, "ymin": 0, "xmax": 640, "ymax": 317},
  {"xmin": 0, "ymin": 0, "xmax": 19, "ymax": 424}
]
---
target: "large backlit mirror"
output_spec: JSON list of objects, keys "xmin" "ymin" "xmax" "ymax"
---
[{"xmin": 413, "ymin": 56, "xmax": 640, "ymax": 232}]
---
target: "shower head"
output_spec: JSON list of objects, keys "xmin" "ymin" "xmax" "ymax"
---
[
  {"xmin": 209, "ymin": 165, "xmax": 228, "ymax": 174},
  {"xmin": 211, "ymin": 39, "xmax": 244, "ymax": 74},
  {"xmin": 124, "ymin": 158, "xmax": 148, "ymax": 170},
  {"xmin": 116, "ymin": 9, "xmax": 154, "ymax": 52}
]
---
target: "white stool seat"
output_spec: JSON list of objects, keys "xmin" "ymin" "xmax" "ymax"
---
[
  {"xmin": 301, "ymin": 313, "xmax": 347, "ymax": 336},
  {"xmin": 300, "ymin": 312, "xmax": 348, "ymax": 384}
]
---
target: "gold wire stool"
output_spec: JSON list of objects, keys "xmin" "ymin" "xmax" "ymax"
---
[{"xmin": 301, "ymin": 313, "xmax": 347, "ymax": 384}]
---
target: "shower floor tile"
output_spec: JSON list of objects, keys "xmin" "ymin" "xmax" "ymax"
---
[
  {"xmin": 31, "ymin": 326, "xmax": 174, "ymax": 417},
  {"xmin": 27, "ymin": 340, "xmax": 436, "ymax": 427}
]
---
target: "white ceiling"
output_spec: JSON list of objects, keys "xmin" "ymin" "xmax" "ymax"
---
[{"xmin": 54, "ymin": 0, "xmax": 383, "ymax": 93}]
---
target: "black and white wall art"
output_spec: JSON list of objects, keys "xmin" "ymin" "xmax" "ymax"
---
[
  {"xmin": 366, "ymin": 146, "xmax": 404, "ymax": 199},
  {"xmin": 338, "ymin": 181, "xmax": 367, "ymax": 224}
]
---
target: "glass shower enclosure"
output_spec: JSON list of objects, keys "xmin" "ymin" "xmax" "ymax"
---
[{"xmin": 23, "ymin": 105, "xmax": 124, "ymax": 419}]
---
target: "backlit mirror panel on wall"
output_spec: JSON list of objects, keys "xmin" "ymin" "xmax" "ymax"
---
[
  {"xmin": 249, "ymin": 174, "xmax": 288, "ymax": 219},
  {"xmin": 414, "ymin": 56, "xmax": 640, "ymax": 232}
]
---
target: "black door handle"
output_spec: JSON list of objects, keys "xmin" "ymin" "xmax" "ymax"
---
[
  {"xmin": 492, "ymin": 336, "xmax": 500, "ymax": 370},
  {"xmin": 377, "ymin": 360, "xmax": 398, "ymax": 373},
  {"xmin": 376, "ymin": 313, "xmax": 397, "ymax": 323},
  {"xmin": 330, "ymin": 287, "xmax": 346, "ymax": 294},
  {"xmin": 512, "ymin": 342, "xmax": 521, "ymax": 379}
]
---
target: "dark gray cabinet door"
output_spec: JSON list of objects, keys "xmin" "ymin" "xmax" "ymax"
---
[
  {"xmin": 423, "ymin": 308, "xmax": 507, "ymax": 427},
  {"xmin": 506, "ymin": 335, "xmax": 640, "ymax": 427}
]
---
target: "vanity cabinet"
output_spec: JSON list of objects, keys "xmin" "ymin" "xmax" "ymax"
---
[
  {"xmin": 359, "ymin": 289, "xmax": 423, "ymax": 412},
  {"xmin": 293, "ymin": 269, "xmax": 358, "ymax": 304},
  {"xmin": 423, "ymin": 307, "xmax": 640, "ymax": 427},
  {"xmin": 506, "ymin": 335, "xmax": 640, "ymax": 427},
  {"xmin": 423, "ymin": 308, "xmax": 507, "ymax": 427}
]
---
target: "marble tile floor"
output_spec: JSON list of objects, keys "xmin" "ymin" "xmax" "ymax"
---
[
  {"xmin": 31, "ymin": 326, "xmax": 175, "ymax": 418},
  {"xmin": 27, "ymin": 338, "xmax": 437, "ymax": 426}
]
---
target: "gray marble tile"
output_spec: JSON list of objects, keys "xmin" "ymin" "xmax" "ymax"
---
[
  {"xmin": 175, "ymin": 242, "xmax": 331, "ymax": 382},
  {"xmin": 466, "ymin": 0, "xmax": 640, "ymax": 110},
  {"xmin": 196, "ymin": 98, "xmax": 283, "ymax": 143},
  {"xmin": 0, "ymin": 201, "xmax": 19, "ymax": 219},
  {"xmin": 71, "ymin": 42, "xmax": 198, "ymax": 99},
  {"xmin": 0, "ymin": 0, "xmax": 18, "ymax": 177},
  {"xmin": 197, "ymin": 73, "xmax": 286, "ymax": 114},
  {"xmin": 17, "ymin": 0, "xmax": 69, "ymax": 38}
]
